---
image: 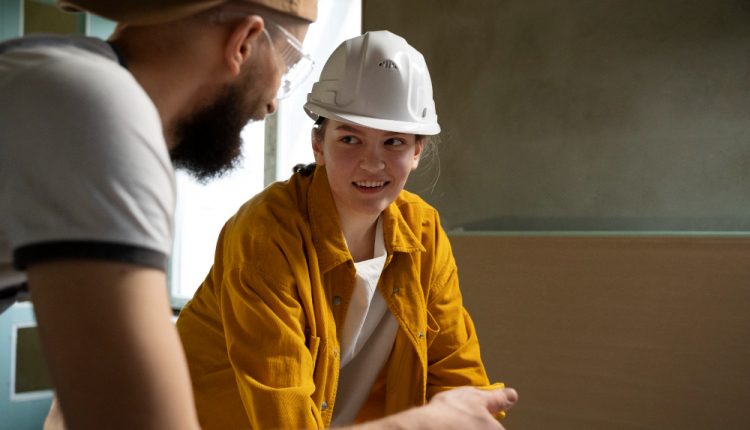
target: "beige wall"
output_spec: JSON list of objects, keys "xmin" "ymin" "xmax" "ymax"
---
[
  {"xmin": 364, "ymin": 0, "xmax": 750, "ymax": 232},
  {"xmin": 450, "ymin": 234, "xmax": 750, "ymax": 429}
]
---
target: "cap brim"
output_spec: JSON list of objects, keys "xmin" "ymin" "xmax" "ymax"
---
[{"xmin": 57, "ymin": 0, "xmax": 316, "ymax": 25}]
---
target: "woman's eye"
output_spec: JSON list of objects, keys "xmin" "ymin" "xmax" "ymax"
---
[
  {"xmin": 386, "ymin": 138, "xmax": 406, "ymax": 146},
  {"xmin": 340, "ymin": 136, "xmax": 359, "ymax": 144}
]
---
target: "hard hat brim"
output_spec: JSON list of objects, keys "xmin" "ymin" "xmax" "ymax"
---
[{"xmin": 304, "ymin": 103, "xmax": 440, "ymax": 136}]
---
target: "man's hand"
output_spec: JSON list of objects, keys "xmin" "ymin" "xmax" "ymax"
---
[
  {"xmin": 422, "ymin": 386, "xmax": 519, "ymax": 429},
  {"xmin": 348, "ymin": 386, "xmax": 518, "ymax": 430}
]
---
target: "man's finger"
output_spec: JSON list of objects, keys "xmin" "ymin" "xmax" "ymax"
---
[{"xmin": 484, "ymin": 387, "xmax": 519, "ymax": 417}]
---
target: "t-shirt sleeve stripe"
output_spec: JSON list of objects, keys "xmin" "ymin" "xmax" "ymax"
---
[{"xmin": 13, "ymin": 241, "xmax": 168, "ymax": 271}]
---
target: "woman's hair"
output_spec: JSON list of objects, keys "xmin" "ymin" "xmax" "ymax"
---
[
  {"xmin": 303, "ymin": 117, "xmax": 441, "ymax": 189},
  {"xmin": 292, "ymin": 162, "xmax": 317, "ymax": 176}
]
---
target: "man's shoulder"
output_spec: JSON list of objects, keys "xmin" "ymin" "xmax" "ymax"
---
[
  {"xmin": 0, "ymin": 34, "xmax": 161, "ymax": 151},
  {"xmin": 0, "ymin": 36, "xmax": 174, "ymax": 282},
  {"xmin": 0, "ymin": 35, "xmax": 143, "ymax": 104},
  {"xmin": 0, "ymin": 35, "xmax": 118, "ymax": 80},
  {"xmin": 0, "ymin": 34, "xmax": 116, "ymax": 62}
]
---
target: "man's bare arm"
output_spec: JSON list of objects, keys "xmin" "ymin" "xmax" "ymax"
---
[{"xmin": 28, "ymin": 260, "xmax": 200, "ymax": 430}]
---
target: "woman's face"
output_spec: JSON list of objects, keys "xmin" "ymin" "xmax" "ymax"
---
[{"xmin": 313, "ymin": 119, "xmax": 424, "ymax": 222}]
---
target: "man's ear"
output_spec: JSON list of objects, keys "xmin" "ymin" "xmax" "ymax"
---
[{"xmin": 224, "ymin": 15, "xmax": 265, "ymax": 76}]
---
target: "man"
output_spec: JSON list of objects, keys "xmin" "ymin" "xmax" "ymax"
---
[{"xmin": 0, "ymin": 1, "xmax": 517, "ymax": 429}]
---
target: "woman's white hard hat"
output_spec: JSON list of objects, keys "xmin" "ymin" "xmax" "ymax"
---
[{"xmin": 304, "ymin": 31, "xmax": 440, "ymax": 135}]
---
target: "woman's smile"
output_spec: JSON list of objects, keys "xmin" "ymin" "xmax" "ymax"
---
[{"xmin": 353, "ymin": 180, "xmax": 390, "ymax": 193}]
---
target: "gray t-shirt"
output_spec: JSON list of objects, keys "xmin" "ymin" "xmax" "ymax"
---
[{"xmin": 0, "ymin": 35, "xmax": 175, "ymax": 311}]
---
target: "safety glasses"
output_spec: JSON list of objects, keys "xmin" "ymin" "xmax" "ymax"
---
[{"xmin": 262, "ymin": 20, "xmax": 314, "ymax": 100}]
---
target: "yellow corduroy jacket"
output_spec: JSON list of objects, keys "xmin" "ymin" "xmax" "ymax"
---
[{"xmin": 176, "ymin": 165, "xmax": 496, "ymax": 430}]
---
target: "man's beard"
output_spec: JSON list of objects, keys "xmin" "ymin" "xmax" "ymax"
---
[{"xmin": 169, "ymin": 82, "xmax": 254, "ymax": 183}]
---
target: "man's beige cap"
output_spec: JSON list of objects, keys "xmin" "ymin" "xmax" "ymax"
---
[{"xmin": 57, "ymin": 0, "xmax": 318, "ymax": 25}]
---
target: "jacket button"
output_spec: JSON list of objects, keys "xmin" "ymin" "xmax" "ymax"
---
[
  {"xmin": 321, "ymin": 401, "xmax": 328, "ymax": 411},
  {"xmin": 418, "ymin": 331, "xmax": 424, "ymax": 339},
  {"xmin": 333, "ymin": 296, "xmax": 341, "ymax": 305},
  {"xmin": 392, "ymin": 287, "xmax": 400, "ymax": 294}
]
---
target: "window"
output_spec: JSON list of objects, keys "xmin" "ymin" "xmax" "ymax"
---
[
  {"xmin": 169, "ymin": 123, "xmax": 266, "ymax": 305},
  {"xmin": 0, "ymin": 303, "xmax": 52, "ymax": 429},
  {"xmin": 11, "ymin": 322, "xmax": 52, "ymax": 400}
]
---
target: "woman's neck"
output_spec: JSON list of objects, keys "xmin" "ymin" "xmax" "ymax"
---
[{"xmin": 340, "ymin": 214, "xmax": 380, "ymax": 263}]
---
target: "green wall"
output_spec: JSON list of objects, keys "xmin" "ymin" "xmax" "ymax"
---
[
  {"xmin": 0, "ymin": 0, "xmax": 115, "ymax": 40},
  {"xmin": 364, "ymin": 0, "xmax": 750, "ymax": 232}
]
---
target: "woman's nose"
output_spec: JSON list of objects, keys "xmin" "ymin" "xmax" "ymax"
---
[{"xmin": 360, "ymin": 146, "xmax": 385, "ymax": 172}]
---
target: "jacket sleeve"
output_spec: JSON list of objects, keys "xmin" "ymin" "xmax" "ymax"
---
[
  {"xmin": 219, "ymin": 257, "xmax": 324, "ymax": 429},
  {"xmin": 424, "ymin": 218, "xmax": 496, "ymax": 399}
]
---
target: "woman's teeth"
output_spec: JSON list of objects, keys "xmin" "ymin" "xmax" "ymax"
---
[{"xmin": 355, "ymin": 181, "xmax": 386, "ymax": 188}]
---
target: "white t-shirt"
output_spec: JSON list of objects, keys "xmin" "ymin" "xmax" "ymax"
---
[
  {"xmin": 0, "ymin": 35, "xmax": 175, "ymax": 311},
  {"xmin": 332, "ymin": 217, "xmax": 399, "ymax": 425}
]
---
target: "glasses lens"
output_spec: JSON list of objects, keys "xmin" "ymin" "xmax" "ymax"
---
[
  {"xmin": 264, "ymin": 21, "xmax": 315, "ymax": 99},
  {"xmin": 277, "ymin": 53, "xmax": 314, "ymax": 99}
]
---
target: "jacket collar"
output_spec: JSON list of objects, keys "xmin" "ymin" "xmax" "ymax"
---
[{"xmin": 308, "ymin": 165, "xmax": 425, "ymax": 274}]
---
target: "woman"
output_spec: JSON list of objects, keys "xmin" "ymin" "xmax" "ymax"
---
[{"xmin": 176, "ymin": 30, "xmax": 504, "ymax": 430}]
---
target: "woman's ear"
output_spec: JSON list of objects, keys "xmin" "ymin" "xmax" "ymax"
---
[
  {"xmin": 411, "ymin": 137, "xmax": 425, "ymax": 170},
  {"xmin": 224, "ymin": 15, "xmax": 265, "ymax": 76},
  {"xmin": 312, "ymin": 128, "xmax": 325, "ymax": 165}
]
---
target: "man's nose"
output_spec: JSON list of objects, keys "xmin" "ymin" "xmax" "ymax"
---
[{"xmin": 267, "ymin": 99, "xmax": 278, "ymax": 115}]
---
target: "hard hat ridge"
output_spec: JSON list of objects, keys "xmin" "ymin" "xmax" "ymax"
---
[{"xmin": 304, "ymin": 31, "xmax": 440, "ymax": 135}]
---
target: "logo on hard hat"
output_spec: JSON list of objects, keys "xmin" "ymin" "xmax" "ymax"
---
[{"xmin": 378, "ymin": 60, "xmax": 398, "ymax": 69}]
